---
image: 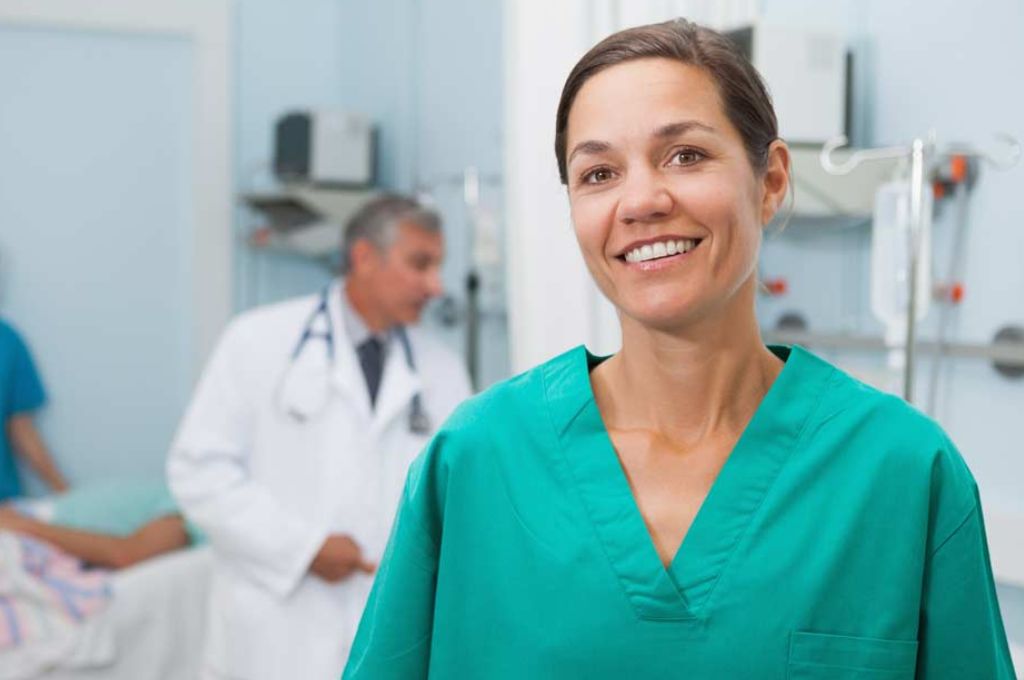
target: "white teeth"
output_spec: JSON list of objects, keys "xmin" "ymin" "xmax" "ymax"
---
[{"xmin": 625, "ymin": 238, "xmax": 699, "ymax": 263}]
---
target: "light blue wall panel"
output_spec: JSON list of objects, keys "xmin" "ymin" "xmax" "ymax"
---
[
  {"xmin": 0, "ymin": 26, "xmax": 194, "ymax": 490},
  {"xmin": 233, "ymin": 0, "xmax": 348, "ymax": 308}
]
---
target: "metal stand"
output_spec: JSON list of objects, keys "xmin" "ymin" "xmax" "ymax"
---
[{"xmin": 418, "ymin": 167, "xmax": 502, "ymax": 391}]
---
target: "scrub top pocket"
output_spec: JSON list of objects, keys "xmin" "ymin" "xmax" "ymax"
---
[{"xmin": 788, "ymin": 631, "xmax": 918, "ymax": 679}]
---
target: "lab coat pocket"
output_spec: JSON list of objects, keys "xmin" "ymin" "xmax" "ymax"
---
[{"xmin": 787, "ymin": 631, "xmax": 918, "ymax": 679}]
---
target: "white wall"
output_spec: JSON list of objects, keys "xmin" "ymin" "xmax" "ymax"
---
[{"xmin": 504, "ymin": 1, "xmax": 590, "ymax": 371}]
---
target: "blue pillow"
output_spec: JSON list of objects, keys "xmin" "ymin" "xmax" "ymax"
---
[{"xmin": 50, "ymin": 478, "xmax": 204, "ymax": 545}]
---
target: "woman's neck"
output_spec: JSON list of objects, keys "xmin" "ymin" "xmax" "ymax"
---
[{"xmin": 592, "ymin": 288, "xmax": 782, "ymax": 446}]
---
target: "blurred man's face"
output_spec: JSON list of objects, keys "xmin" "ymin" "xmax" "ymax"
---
[{"xmin": 358, "ymin": 221, "xmax": 445, "ymax": 327}]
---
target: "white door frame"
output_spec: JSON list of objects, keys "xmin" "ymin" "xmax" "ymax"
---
[
  {"xmin": 503, "ymin": 0, "xmax": 605, "ymax": 373},
  {"xmin": 0, "ymin": 0, "xmax": 232, "ymax": 371}
]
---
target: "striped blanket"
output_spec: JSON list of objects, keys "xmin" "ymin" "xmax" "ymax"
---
[{"xmin": 0, "ymin": 531, "xmax": 111, "ymax": 677}]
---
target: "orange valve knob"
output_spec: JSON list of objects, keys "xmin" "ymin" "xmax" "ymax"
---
[
  {"xmin": 950, "ymin": 155, "xmax": 968, "ymax": 184},
  {"xmin": 950, "ymin": 282, "xmax": 964, "ymax": 304},
  {"xmin": 250, "ymin": 227, "xmax": 273, "ymax": 247},
  {"xmin": 763, "ymin": 278, "xmax": 788, "ymax": 296}
]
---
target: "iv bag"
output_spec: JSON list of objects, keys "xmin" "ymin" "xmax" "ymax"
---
[{"xmin": 870, "ymin": 180, "xmax": 932, "ymax": 345}]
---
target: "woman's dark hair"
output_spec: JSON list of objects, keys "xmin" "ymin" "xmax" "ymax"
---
[{"xmin": 555, "ymin": 18, "xmax": 779, "ymax": 184}]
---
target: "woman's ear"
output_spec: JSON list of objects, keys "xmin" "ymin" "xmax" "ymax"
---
[{"xmin": 760, "ymin": 140, "xmax": 790, "ymax": 226}]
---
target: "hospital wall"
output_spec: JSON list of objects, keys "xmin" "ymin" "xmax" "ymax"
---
[
  {"xmin": 233, "ymin": 0, "xmax": 351, "ymax": 308},
  {"xmin": 0, "ymin": 23, "xmax": 197, "ymax": 493}
]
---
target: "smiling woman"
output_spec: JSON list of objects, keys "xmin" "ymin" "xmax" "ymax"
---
[{"xmin": 343, "ymin": 18, "xmax": 1016, "ymax": 680}]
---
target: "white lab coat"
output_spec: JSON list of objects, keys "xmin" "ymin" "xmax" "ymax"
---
[{"xmin": 167, "ymin": 281, "xmax": 471, "ymax": 680}]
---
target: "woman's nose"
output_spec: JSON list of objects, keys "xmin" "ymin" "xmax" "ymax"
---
[{"xmin": 616, "ymin": 167, "xmax": 674, "ymax": 225}]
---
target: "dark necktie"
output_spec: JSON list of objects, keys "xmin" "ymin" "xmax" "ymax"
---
[{"xmin": 357, "ymin": 336, "xmax": 384, "ymax": 407}]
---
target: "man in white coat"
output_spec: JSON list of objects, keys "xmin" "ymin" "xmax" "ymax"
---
[{"xmin": 168, "ymin": 195, "xmax": 472, "ymax": 680}]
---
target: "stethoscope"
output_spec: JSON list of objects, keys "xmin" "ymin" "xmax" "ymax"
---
[{"xmin": 274, "ymin": 286, "xmax": 431, "ymax": 435}]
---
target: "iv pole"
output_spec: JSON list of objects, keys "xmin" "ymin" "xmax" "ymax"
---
[
  {"xmin": 462, "ymin": 167, "xmax": 482, "ymax": 389},
  {"xmin": 821, "ymin": 132, "xmax": 1021, "ymax": 403},
  {"xmin": 416, "ymin": 167, "xmax": 501, "ymax": 391}
]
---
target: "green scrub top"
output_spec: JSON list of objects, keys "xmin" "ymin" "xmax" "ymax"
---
[{"xmin": 344, "ymin": 345, "xmax": 1015, "ymax": 679}]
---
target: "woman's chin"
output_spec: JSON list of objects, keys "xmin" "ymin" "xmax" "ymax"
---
[{"xmin": 619, "ymin": 297, "xmax": 708, "ymax": 333}]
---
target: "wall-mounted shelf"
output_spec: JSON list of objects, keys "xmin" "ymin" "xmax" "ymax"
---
[
  {"xmin": 241, "ymin": 185, "xmax": 378, "ymax": 259},
  {"xmin": 782, "ymin": 145, "xmax": 900, "ymax": 231}
]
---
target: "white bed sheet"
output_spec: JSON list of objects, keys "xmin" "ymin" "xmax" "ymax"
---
[{"xmin": 36, "ymin": 546, "xmax": 211, "ymax": 680}]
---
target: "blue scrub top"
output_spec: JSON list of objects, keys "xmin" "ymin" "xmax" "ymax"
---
[{"xmin": 0, "ymin": 319, "xmax": 46, "ymax": 501}]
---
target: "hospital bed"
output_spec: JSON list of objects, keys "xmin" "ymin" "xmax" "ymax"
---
[
  {"xmin": 37, "ymin": 546, "xmax": 210, "ymax": 680},
  {"xmin": 0, "ymin": 525, "xmax": 211, "ymax": 680}
]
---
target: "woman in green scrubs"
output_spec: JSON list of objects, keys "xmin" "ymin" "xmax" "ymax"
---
[{"xmin": 344, "ymin": 19, "xmax": 1016, "ymax": 679}]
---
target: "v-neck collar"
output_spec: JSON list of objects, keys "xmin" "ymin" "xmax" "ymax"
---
[{"xmin": 541, "ymin": 344, "xmax": 835, "ymax": 622}]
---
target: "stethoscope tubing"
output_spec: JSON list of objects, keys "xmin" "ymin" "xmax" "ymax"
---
[{"xmin": 281, "ymin": 286, "xmax": 431, "ymax": 434}]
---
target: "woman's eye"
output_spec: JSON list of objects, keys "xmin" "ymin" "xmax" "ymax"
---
[
  {"xmin": 582, "ymin": 168, "xmax": 614, "ymax": 184},
  {"xmin": 670, "ymin": 149, "xmax": 704, "ymax": 166}
]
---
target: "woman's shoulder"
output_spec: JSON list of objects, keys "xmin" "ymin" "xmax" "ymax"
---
[
  {"xmin": 802, "ymin": 349, "xmax": 976, "ymax": 502},
  {"xmin": 809, "ymin": 352, "xmax": 948, "ymax": 443},
  {"xmin": 414, "ymin": 346, "xmax": 584, "ymax": 474},
  {"xmin": 404, "ymin": 350, "xmax": 578, "ymax": 512},
  {"xmin": 795, "ymin": 349, "xmax": 979, "ymax": 545}
]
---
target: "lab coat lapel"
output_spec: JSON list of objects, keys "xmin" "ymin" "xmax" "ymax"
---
[
  {"xmin": 276, "ymin": 330, "xmax": 332, "ymax": 422},
  {"xmin": 327, "ymin": 281, "xmax": 374, "ymax": 422},
  {"xmin": 372, "ymin": 336, "xmax": 421, "ymax": 433}
]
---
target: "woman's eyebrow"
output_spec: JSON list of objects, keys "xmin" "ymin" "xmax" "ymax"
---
[
  {"xmin": 567, "ymin": 140, "xmax": 611, "ymax": 165},
  {"xmin": 567, "ymin": 121, "xmax": 716, "ymax": 165},
  {"xmin": 653, "ymin": 120, "xmax": 716, "ymax": 139}
]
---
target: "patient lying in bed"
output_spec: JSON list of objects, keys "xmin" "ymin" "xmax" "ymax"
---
[{"xmin": 0, "ymin": 479, "xmax": 203, "ymax": 569}]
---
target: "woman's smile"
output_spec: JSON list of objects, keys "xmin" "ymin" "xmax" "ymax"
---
[{"xmin": 616, "ymin": 236, "xmax": 705, "ymax": 272}]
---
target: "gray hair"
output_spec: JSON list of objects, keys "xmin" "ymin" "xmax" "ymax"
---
[{"xmin": 339, "ymin": 194, "xmax": 441, "ymax": 275}]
